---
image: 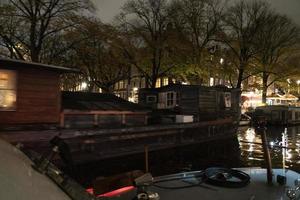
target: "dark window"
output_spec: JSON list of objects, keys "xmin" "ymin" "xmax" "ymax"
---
[
  {"xmin": 289, "ymin": 111, "xmax": 293, "ymax": 120},
  {"xmin": 167, "ymin": 92, "xmax": 175, "ymax": 107},
  {"xmin": 146, "ymin": 95, "xmax": 157, "ymax": 103}
]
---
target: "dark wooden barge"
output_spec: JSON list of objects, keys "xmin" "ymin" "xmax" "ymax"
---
[{"xmin": 1, "ymin": 117, "xmax": 237, "ymax": 164}]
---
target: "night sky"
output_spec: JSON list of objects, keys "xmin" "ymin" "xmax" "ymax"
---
[{"xmin": 92, "ymin": 0, "xmax": 300, "ymax": 25}]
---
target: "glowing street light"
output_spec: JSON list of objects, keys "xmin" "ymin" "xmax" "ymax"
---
[
  {"xmin": 81, "ymin": 82, "xmax": 87, "ymax": 90},
  {"xmin": 220, "ymin": 58, "xmax": 224, "ymax": 65},
  {"xmin": 297, "ymin": 80, "xmax": 300, "ymax": 94},
  {"xmin": 133, "ymin": 87, "xmax": 138, "ymax": 91}
]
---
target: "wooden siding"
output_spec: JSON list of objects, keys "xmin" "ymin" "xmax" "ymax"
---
[
  {"xmin": 0, "ymin": 67, "xmax": 61, "ymax": 125},
  {"xmin": 198, "ymin": 90, "xmax": 217, "ymax": 112},
  {"xmin": 180, "ymin": 87, "xmax": 198, "ymax": 113}
]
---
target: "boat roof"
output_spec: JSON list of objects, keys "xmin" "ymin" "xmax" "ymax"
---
[
  {"xmin": 267, "ymin": 93, "xmax": 298, "ymax": 100},
  {"xmin": 62, "ymin": 91, "xmax": 149, "ymax": 112},
  {"xmin": 150, "ymin": 168, "xmax": 300, "ymax": 200},
  {"xmin": 256, "ymin": 105, "xmax": 300, "ymax": 110},
  {"xmin": 0, "ymin": 57, "xmax": 79, "ymax": 73},
  {"xmin": 0, "ymin": 138, "xmax": 71, "ymax": 200}
]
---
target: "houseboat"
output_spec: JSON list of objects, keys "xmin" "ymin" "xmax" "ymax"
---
[
  {"xmin": 254, "ymin": 105, "xmax": 300, "ymax": 125},
  {"xmin": 138, "ymin": 84, "xmax": 241, "ymax": 123},
  {"xmin": 0, "ymin": 59, "xmax": 242, "ymax": 164}
]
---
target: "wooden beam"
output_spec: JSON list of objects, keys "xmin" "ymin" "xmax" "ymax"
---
[
  {"xmin": 62, "ymin": 110, "xmax": 148, "ymax": 116},
  {"xmin": 60, "ymin": 113, "xmax": 65, "ymax": 128},
  {"xmin": 121, "ymin": 114, "xmax": 126, "ymax": 125},
  {"xmin": 94, "ymin": 114, "xmax": 99, "ymax": 127}
]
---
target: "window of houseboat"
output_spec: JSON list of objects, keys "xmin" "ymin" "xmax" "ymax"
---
[
  {"xmin": 166, "ymin": 92, "xmax": 176, "ymax": 107},
  {"xmin": 224, "ymin": 92, "xmax": 231, "ymax": 108},
  {"xmin": 146, "ymin": 95, "xmax": 157, "ymax": 103},
  {"xmin": 0, "ymin": 70, "xmax": 17, "ymax": 111}
]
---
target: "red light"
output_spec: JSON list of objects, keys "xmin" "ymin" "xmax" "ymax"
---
[
  {"xmin": 86, "ymin": 186, "xmax": 135, "ymax": 197},
  {"xmin": 86, "ymin": 188, "xmax": 94, "ymax": 195}
]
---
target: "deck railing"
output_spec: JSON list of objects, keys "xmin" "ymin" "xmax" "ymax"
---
[{"xmin": 60, "ymin": 110, "xmax": 148, "ymax": 128}]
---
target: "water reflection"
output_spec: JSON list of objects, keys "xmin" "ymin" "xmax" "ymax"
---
[{"xmin": 238, "ymin": 126, "xmax": 300, "ymax": 172}]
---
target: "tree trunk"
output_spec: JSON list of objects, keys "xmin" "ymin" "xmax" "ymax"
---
[
  {"xmin": 30, "ymin": 47, "xmax": 40, "ymax": 62},
  {"xmin": 262, "ymin": 71, "xmax": 269, "ymax": 104},
  {"xmin": 150, "ymin": 46, "xmax": 161, "ymax": 88},
  {"xmin": 151, "ymin": 76, "xmax": 158, "ymax": 89},
  {"xmin": 236, "ymin": 66, "xmax": 244, "ymax": 89},
  {"xmin": 101, "ymin": 86, "xmax": 113, "ymax": 94}
]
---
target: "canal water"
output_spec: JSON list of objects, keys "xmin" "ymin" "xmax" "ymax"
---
[
  {"xmin": 73, "ymin": 126, "xmax": 300, "ymax": 186},
  {"xmin": 238, "ymin": 125, "xmax": 300, "ymax": 172}
]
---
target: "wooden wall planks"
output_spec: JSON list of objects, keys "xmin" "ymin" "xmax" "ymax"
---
[{"xmin": 0, "ymin": 67, "xmax": 61, "ymax": 125}]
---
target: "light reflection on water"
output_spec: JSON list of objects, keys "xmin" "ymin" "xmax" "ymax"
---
[{"xmin": 238, "ymin": 126, "xmax": 300, "ymax": 172}]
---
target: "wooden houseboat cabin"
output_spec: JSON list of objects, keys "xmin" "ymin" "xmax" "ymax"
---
[
  {"xmin": 138, "ymin": 84, "xmax": 241, "ymax": 122},
  {"xmin": 0, "ymin": 58, "xmax": 77, "ymax": 128}
]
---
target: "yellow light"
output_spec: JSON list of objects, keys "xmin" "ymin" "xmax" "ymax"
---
[{"xmin": 133, "ymin": 87, "xmax": 138, "ymax": 91}]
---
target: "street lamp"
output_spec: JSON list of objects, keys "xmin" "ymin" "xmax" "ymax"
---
[{"xmin": 220, "ymin": 58, "xmax": 224, "ymax": 65}]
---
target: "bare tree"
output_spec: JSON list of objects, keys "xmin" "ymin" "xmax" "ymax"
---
[
  {"xmin": 118, "ymin": 0, "xmax": 173, "ymax": 88},
  {"xmin": 0, "ymin": 5, "xmax": 25, "ymax": 59},
  {"xmin": 0, "ymin": 0, "xmax": 93, "ymax": 62},
  {"xmin": 254, "ymin": 13, "xmax": 300, "ymax": 103},
  {"xmin": 67, "ymin": 17, "xmax": 131, "ymax": 93},
  {"xmin": 169, "ymin": 0, "xmax": 224, "ymax": 84},
  {"xmin": 220, "ymin": 0, "xmax": 269, "ymax": 89}
]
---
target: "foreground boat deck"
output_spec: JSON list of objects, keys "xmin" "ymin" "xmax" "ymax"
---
[{"xmin": 151, "ymin": 168, "xmax": 300, "ymax": 200}]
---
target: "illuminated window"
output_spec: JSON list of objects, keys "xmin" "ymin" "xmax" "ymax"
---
[
  {"xmin": 162, "ymin": 78, "xmax": 168, "ymax": 86},
  {"xmin": 119, "ymin": 80, "xmax": 124, "ymax": 89},
  {"xmin": 155, "ymin": 79, "xmax": 161, "ymax": 88},
  {"xmin": 0, "ymin": 70, "xmax": 17, "ymax": 111},
  {"xmin": 209, "ymin": 77, "xmax": 214, "ymax": 86}
]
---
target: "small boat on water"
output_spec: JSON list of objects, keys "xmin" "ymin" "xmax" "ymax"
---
[{"xmin": 253, "ymin": 105, "xmax": 300, "ymax": 125}]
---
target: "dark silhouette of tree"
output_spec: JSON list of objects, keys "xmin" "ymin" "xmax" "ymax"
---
[
  {"xmin": 66, "ymin": 17, "xmax": 131, "ymax": 93},
  {"xmin": 118, "ymin": 0, "xmax": 173, "ymax": 88},
  {"xmin": 254, "ymin": 13, "xmax": 300, "ymax": 103},
  {"xmin": 219, "ymin": 0, "xmax": 269, "ymax": 89},
  {"xmin": 0, "ymin": 0, "xmax": 94, "ymax": 62},
  {"xmin": 169, "ymin": 0, "xmax": 224, "ymax": 85}
]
